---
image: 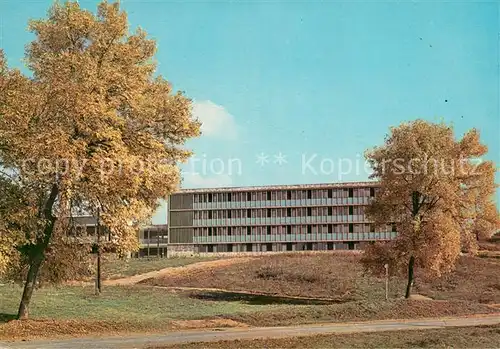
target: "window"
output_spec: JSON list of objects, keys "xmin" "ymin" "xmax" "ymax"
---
[
  {"xmin": 266, "ymin": 243, "xmax": 273, "ymax": 252},
  {"xmin": 307, "ymin": 207, "xmax": 312, "ymax": 216},
  {"xmin": 349, "ymin": 223, "xmax": 354, "ymax": 233},
  {"xmin": 228, "ymin": 193, "xmax": 232, "ymax": 202},
  {"xmin": 246, "ymin": 243, "xmax": 253, "ymax": 252},
  {"xmin": 287, "ymin": 225, "xmax": 292, "ymax": 234},
  {"xmin": 208, "ymin": 211, "xmax": 213, "ymax": 219},
  {"xmin": 307, "ymin": 190, "xmax": 312, "ymax": 199},
  {"xmin": 307, "ymin": 242, "xmax": 313, "ymax": 251},
  {"xmin": 208, "ymin": 227, "xmax": 213, "ymax": 236},
  {"xmin": 327, "ymin": 242, "xmax": 334, "ymax": 250},
  {"xmin": 328, "ymin": 207, "xmax": 332, "ymax": 216},
  {"xmin": 267, "ymin": 191, "xmax": 271, "ymax": 200},
  {"xmin": 228, "ymin": 210, "xmax": 232, "ymax": 219},
  {"xmin": 328, "ymin": 224, "xmax": 333, "ymax": 234},
  {"xmin": 348, "ymin": 188, "xmax": 353, "ymax": 197},
  {"xmin": 208, "ymin": 193, "xmax": 213, "ymax": 202},
  {"xmin": 227, "ymin": 244, "xmax": 233, "ymax": 252},
  {"xmin": 267, "ymin": 226, "xmax": 271, "ymax": 235},
  {"xmin": 287, "ymin": 190, "xmax": 292, "ymax": 200},
  {"xmin": 392, "ymin": 223, "xmax": 397, "ymax": 232},
  {"xmin": 207, "ymin": 245, "xmax": 214, "ymax": 253},
  {"xmin": 307, "ymin": 225, "xmax": 312, "ymax": 234},
  {"xmin": 286, "ymin": 243, "xmax": 293, "ymax": 251},
  {"xmin": 247, "ymin": 209, "xmax": 251, "ymax": 218},
  {"xmin": 247, "ymin": 192, "xmax": 251, "ymax": 201},
  {"xmin": 349, "ymin": 206, "xmax": 353, "ymax": 215},
  {"xmin": 370, "ymin": 187, "xmax": 375, "ymax": 197},
  {"xmin": 247, "ymin": 226, "xmax": 251, "ymax": 235},
  {"xmin": 287, "ymin": 208, "xmax": 292, "ymax": 217},
  {"xmin": 370, "ymin": 224, "xmax": 375, "ymax": 232},
  {"xmin": 328, "ymin": 189, "xmax": 333, "ymax": 198},
  {"xmin": 228, "ymin": 227, "xmax": 232, "ymax": 236}
]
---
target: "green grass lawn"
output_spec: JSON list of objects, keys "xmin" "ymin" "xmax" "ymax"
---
[
  {"xmin": 0, "ymin": 283, "xmax": 289, "ymax": 339},
  {"xmin": 155, "ymin": 325, "xmax": 500, "ymax": 349},
  {"xmin": 101, "ymin": 256, "xmax": 220, "ymax": 280},
  {"xmin": 0, "ymin": 284, "xmax": 278, "ymax": 323}
]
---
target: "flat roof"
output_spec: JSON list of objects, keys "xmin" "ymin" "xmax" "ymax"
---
[
  {"xmin": 173, "ymin": 181, "xmax": 379, "ymax": 194},
  {"xmin": 141, "ymin": 224, "xmax": 168, "ymax": 231}
]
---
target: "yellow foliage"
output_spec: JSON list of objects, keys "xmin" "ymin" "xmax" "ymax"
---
[
  {"xmin": 0, "ymin": 2, "xmax": 199, "ymax": 278},
  {"xmin": 364, "ymin": 120, "xmax": 498, "ymax": 282}
]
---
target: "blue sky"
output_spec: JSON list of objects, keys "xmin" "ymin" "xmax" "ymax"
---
[{"xmin": 1, "ymin": 0, "xmax": 499, "ymax": 224}]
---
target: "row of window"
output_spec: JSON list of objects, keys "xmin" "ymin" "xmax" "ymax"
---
[
  {"xmin": 194, "ymin": 187, "xmax": 376, "ymax": 203},
  {"xmin": 194, "ymin": 206, "xmax": 366, "ymax": 220},
  {"xmin": 199, "ymin": 242, "xmax": 357, "ymax": 253},
  {"xmin": 194, "ymin": 223, "xmax": 397, "ymax": 237}
]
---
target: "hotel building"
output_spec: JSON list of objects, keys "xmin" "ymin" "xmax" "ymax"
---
[{"xmin": 167, "ymin": 182, "xmax": 397, "ymax": 255}]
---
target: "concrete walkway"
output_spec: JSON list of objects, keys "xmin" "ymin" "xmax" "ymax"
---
[{"xmin": 1, "ymin": 314, "xmax": 499, "ymax": 349}]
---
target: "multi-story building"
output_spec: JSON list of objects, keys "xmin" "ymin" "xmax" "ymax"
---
[{"xmin": 167, "ymin": 181, "xmax": 397, "ymax": 256}]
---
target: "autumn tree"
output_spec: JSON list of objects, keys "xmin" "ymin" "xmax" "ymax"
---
[
  {"xmin": 0, "ymin": 1, "xmax": 200, "ymax": 319},
  {"xmin": 0, "ymin": 177, "xmax": 40, "ymax": 276},
  {"xmin": 362, "ymin": 120, "xmax": 499, "ymax": 298}
]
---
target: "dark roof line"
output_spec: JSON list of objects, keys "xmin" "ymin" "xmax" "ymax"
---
[{"xmin": 174, "ymin": 181, "xmax": 380, "ymax": 194}]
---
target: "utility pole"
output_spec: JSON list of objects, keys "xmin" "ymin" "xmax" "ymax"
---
[
  {"xmin": 384, "ymin": 263, "xmax": 389, "ymax": 301},
  {"xmin": 95, "ymin": 205, "xmax": 102, "ymax": 295}
]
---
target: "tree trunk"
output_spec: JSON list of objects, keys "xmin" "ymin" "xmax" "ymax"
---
[
  {"xmin": 17, "ymin": 254, "xmax": 44, "ymax": 319},
  {"xmin": 406, "ymin": 191, "xmax": 420, "ymax": 299},
  {"xmin": 405, "ymin": 255, "xmax": 415, "ymax": 299},
  {"xmin": 17, "ymin": 184, "xmax": 59, "ymax": 320}
]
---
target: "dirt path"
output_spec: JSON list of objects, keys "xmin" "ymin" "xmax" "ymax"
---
[
  {"xmin": 104, "ymin": 257, "xmax": 255, "ymax": 286},
  {"xmin": 2, "ymin": 314, "xmax": 499, "ymax": 349}
]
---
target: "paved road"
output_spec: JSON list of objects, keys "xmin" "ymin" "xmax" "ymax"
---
[{"xmin": 1, "ymin": 314, "xmax": 499, "ymax": 349}]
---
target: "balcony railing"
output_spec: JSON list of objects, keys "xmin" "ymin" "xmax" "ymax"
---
[
  {"xmin": 191, "ymin": 197, "xmax": 373, "ymax": 210},
  {"xmin": 139, "ymin": 238, "xmax": 168, "ymax": 245}
]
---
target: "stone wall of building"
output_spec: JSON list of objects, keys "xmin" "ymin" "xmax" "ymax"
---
[
  {"xmin": 191, "ymin": 249, "xmax": 362, "ymax": 258},
  {"xmin": 166, "ymin": 244, "xmax": 197, "ymax": 257}
]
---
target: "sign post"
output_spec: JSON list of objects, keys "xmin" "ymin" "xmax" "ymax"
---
[{"xmin": 384, "ymin": 263, "xmax": 389, "ymax": 301}]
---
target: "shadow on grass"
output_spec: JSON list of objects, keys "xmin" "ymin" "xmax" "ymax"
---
[
  {"xmin": 188, "ymin": 291, "xmax": 346, "ymax": 305},
  {"xmin": 0, "ymin": 313, "xmax": 17, "ymax": 323}
]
